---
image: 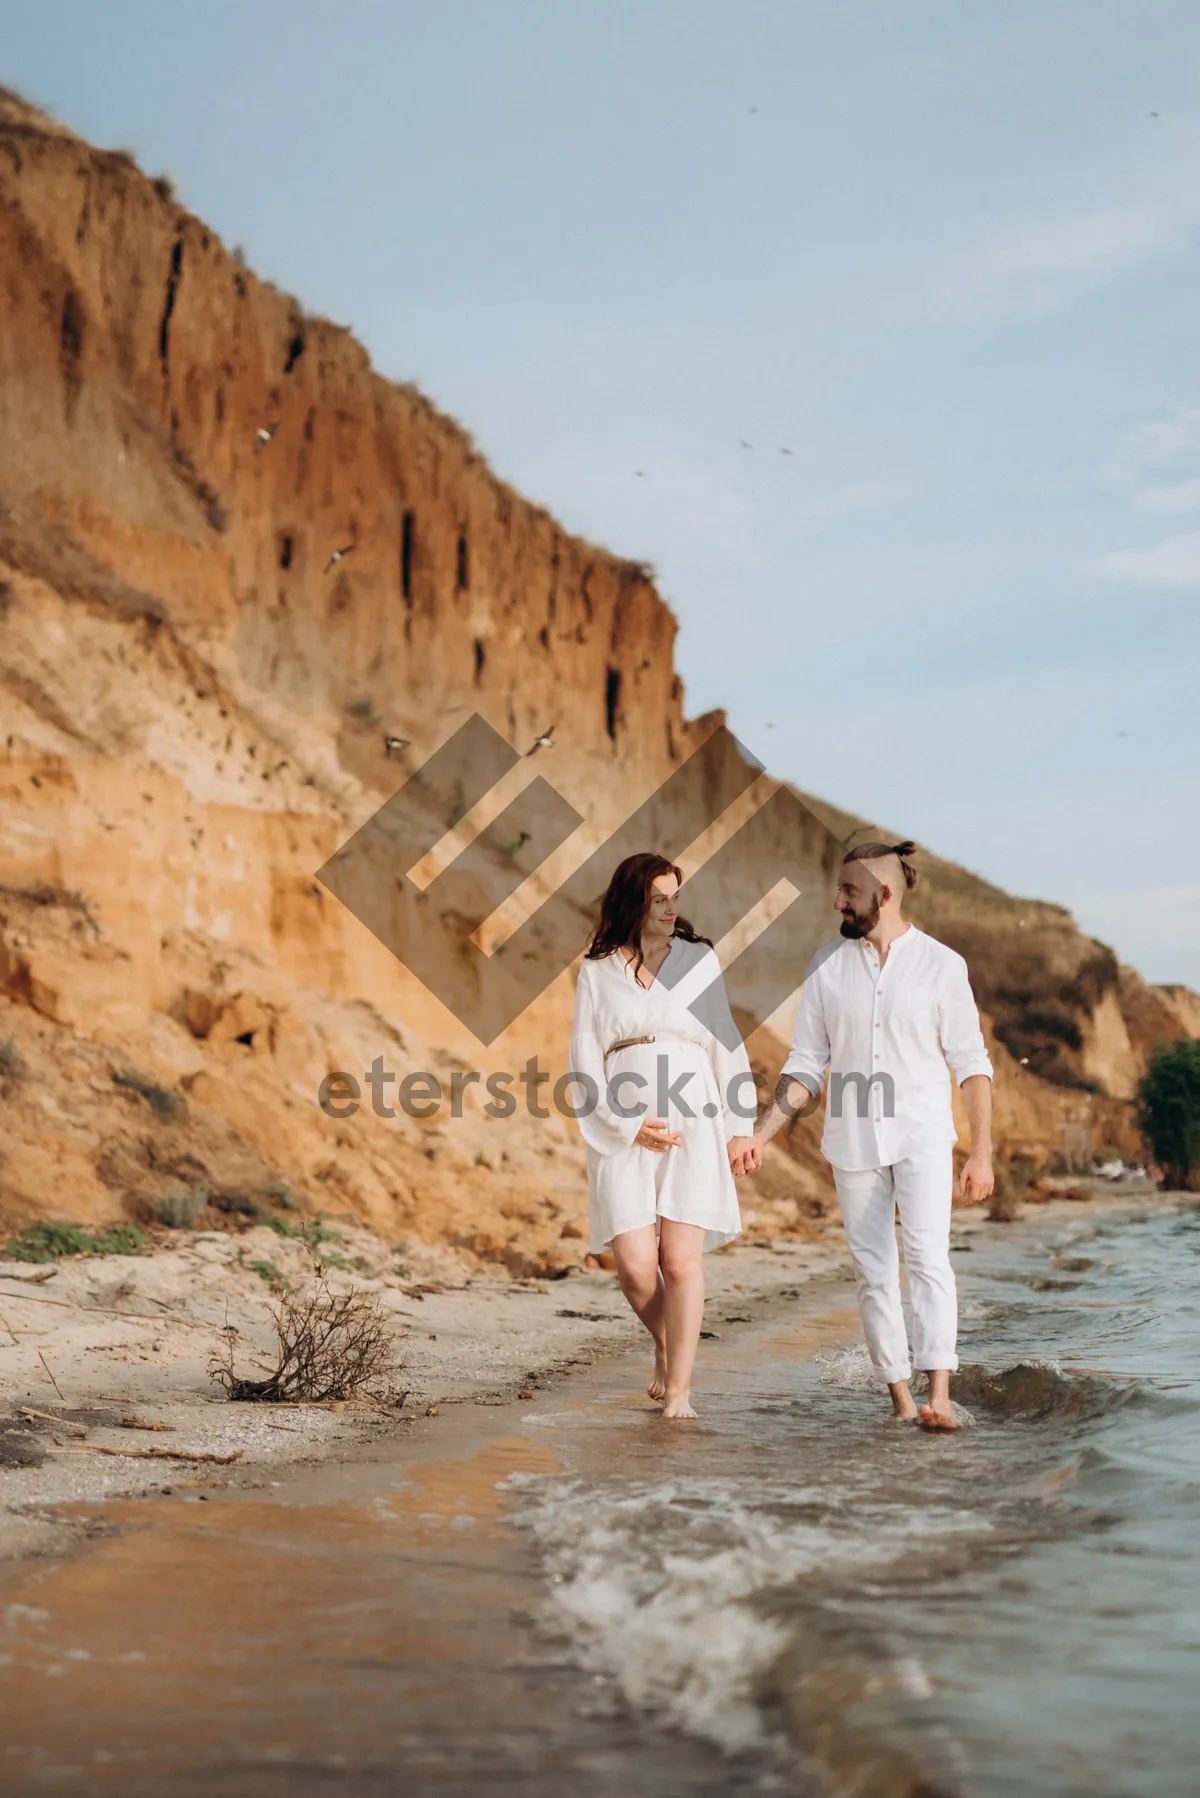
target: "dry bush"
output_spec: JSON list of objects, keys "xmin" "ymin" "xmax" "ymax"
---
[{"xmin": 211, "ymin": 1273, "xmax": 402, "ymax": 1404}]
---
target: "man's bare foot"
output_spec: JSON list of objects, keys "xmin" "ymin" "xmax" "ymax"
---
[
  {"xmin": 918, "ymin": 1401, "xmax": 960, "ymax": 1431},
  {"xmin": 647, "ymin": 1347, "xmax": 668, "ymax": 1401},
  {"xmin": 888, "ymin": 1380, "xmax": 919, "ymax": 1422},
  {"xmin": 662, "ymin": 1390, "xmax": 696, "ymax": 1420}
]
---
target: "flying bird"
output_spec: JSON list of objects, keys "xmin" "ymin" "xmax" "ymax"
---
[
  {"xmin": 324, "ymin": 545, "xmax": 356, "ymax": 574},
  {"xmin": 738, "ymin": 438, "xmax": 753, "ymax": 450},
  {"xmin": 635, "ymin": 470, "xmax": 646, "ymax": 478},
  {"xmin": 1150, "ymin": 111, "xmax": 1160, "ymax": 117},
  {"xmin": 779, "ymin": 447, "xmax": 794, "ymax": 456},
  {"xmin": 526, "ymin": 727, "xmax": 555, "ymax": 755},
  {"xmin": 383, "ymin": 735, "xmax": 410, "ymax": 758}
]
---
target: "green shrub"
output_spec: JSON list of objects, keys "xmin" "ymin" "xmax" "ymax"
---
[
  {"xmin": 315, "ymin": 1249, "xmax": 355, "ymax": 1273},
  {"xmin": 155, "ymin": 1186, "xmax": 209, "ymax": 1229},
  {"xmin": 264, "ymin": 1182, "xmax": 298, "ymax": 1211},
  {"xmin": 0, "ymin": 1038, "xmax": 21, "ymax": 1073},
  {"xmin": 113, "ymin": 1069, "xmax": 182, "ymax": 1122},
  {"xmin": 214, "ymin": 1192, "xmax": 260, "ymax": 1217},
  {"xmin": 236, "ymin": 1249, "xmax": 287, "ymax": 1292},
  {"xmin": 1137, "ymin": 1039, "xmax": 1200, "ymax": 1189},
  {"xmin": 6, "ymin": 1221, "xmax": 146, "ymax": 1263},
  {"xmin": 265, "ymin": 1214, "xmax": 342, "ymax": 1250}
]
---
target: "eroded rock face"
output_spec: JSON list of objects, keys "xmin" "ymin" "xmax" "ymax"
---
[
  {"xmin": 0, "ymin": 94, "xmax": 781, "ymax": 1259},
  {"xmin": 0, "ymin": 90, "xmax": 696, "ymax": 808},
  {"xmin": 0, "ymin": 93, "xmax": 1187, "ymax": 1259}
]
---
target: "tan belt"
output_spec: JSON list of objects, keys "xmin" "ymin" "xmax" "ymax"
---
[{"xmin": 603, "ymin": 1032, "xmax": 703, "ymax": 1062}]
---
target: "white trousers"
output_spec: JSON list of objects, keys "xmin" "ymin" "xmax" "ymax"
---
[{"xmin": 831, "ymin": 1149, "xmax": 957, "ymax": 1383}]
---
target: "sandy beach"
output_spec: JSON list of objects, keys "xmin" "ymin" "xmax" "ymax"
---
[
  {"xmin": 0, "ymin": 1188, "xmax": 1187, "ymax": 1798},
  {"xmin": 0, "ymin": 1189, "xmax": 1148, "ymax": 1569},
  {"xmin": 0, "ymin": 1213, "xmax": 854, "ymax": 1564}
]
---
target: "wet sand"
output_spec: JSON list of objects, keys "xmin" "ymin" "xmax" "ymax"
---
[
  {"xmin": 0, "ymin": 1262, "xmax": 863, "ymax": 1798},
  {"xmin": 0, "ymin": 1222, "xmax": 850, "ymax": 1564},
  {"xmin": 0, "ymin": 1193, "xmax": 1161, "ymax": 1796}
]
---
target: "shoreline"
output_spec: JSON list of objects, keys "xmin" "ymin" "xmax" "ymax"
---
[
  {"xmin": 0, "ymin": 1186, "xmax": 1168, "ymax": 1566},
  {"xmin": 0, "ymin": 1187, "xmax": 1188, "ymax": 1797},
  {"xmin": 0, "ymin": 1214, "xmax": 853, "ymax": 1564}
]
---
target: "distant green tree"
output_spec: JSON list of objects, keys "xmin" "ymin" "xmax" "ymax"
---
[{"xmin": 1137, "ymin": 1039, "xmax": 1200, "ymax": 1189}]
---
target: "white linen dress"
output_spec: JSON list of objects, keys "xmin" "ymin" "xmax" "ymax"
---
[{"xmin": 568, "ymin": 943, "xmax": 756, "ymax": 1253}]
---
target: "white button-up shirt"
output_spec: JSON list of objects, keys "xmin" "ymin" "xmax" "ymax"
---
[{"xmin": 781, "ymin": 926, "xmax": 992, "ymax": 1171}]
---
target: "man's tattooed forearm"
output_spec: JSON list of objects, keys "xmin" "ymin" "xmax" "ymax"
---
[
  {"xmin": 756, "ymin": 1075, "xmax": 818, "ymax": 1145},
  {"xmin": 775, "ymin": 1073, "xmax": 802, "ymax": 1115}
]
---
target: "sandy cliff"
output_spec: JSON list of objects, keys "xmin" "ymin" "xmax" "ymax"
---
[{"xmin": 0, "ymin": 90, "xmax": 1191, "ymax": 1268}]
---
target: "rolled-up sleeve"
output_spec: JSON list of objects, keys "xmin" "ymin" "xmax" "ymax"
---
[
  {"xmin": 938, "ymin": 953, "xmax": 993, "ymax": 1085},
  {"xmin": 781, "ymin": 956, "xmax": 831, "ymax": 1098},
  {"xmin": 568, "ymin": 962, "xmax": 643, "ymax": 1156}
]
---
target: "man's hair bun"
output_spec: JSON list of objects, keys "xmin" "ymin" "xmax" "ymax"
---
[{"xmin": 842, "ymin": 838, "xmax": 920, "ymax": 891}]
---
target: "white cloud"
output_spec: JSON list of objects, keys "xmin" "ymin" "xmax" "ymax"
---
[
  {"xmin": 1096, "ymin": 402, "xmax": 1200, "ymax": 517},
  {"xmin": 1117, "ymin": 403, "xmax": 1200, "ymax": 469},
  {"xmin": 1090, "ymin": 530, "xmax": 1200, "ymax": 589},
  {"xmin": 1138, "ymin": 476, "xmax": 1200, "ymax": 516},
  {"xmin": 931, "ymin": 204, "xmax": 1180, "ymax": 324}
]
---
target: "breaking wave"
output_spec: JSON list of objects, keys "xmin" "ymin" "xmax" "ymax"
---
[{"xmin": 950, "ymin": 1360, "xmax": 1134, "ymax": 1423}]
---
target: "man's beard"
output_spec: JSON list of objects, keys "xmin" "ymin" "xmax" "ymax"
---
[{"xmin": 839, "ymin": 892, "xmax": 882, "ymax": 939}]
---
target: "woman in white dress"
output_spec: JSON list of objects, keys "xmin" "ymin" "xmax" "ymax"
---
[{"xmin": 568, "ymin": 853, "xmax": 758, "ymax": 1418}]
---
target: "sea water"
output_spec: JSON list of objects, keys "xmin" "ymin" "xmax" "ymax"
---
[{"xmin": 505, "ymin": 1200, "xmax": 1200, "ymax": 1797}]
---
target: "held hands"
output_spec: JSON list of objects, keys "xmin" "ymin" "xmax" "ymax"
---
[
  {"xmin": 727, "ymin": 1136, "xmax": 764, "ymax": 1177},
  {"xmin": 634, "ymin": 1123, "xmax": 768, "ymax": 1172},
  {"xmin": 635, "ymin": 1118, "xmax": 683, "ymax": 1153},
  {"xmin": 959, "ymin": 1150, "xmax": 995, "ymax": 1205}
]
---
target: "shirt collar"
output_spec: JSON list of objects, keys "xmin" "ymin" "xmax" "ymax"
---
[{"xmin": 860, "ymin": 924, "xmax": 918, "ymax": 965}]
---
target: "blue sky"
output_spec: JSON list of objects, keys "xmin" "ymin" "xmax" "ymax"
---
[{"xmin": 5, "ymin": 0, "xmax": 1199, "ymax": 984}]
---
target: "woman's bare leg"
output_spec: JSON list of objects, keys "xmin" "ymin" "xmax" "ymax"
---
[
  {"xmin": 610, "ymin": 1225, "xmax": 669, "ymax": 1398},
  {"xmin": 658, "ymin": 1219, "xmax": 707, "ymax": 1419}
]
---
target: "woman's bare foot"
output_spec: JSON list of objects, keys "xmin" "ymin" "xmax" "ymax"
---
[
  {"xmin": 662, "ymin": 1389, "xmax": 696, "ymax": 1420},
  {"xmin": 647, "ymin": 1346, "xmax": 668, "ymax": 1401}
]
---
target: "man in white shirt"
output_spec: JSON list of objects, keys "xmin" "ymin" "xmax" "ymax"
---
[{"xmin": 736, "ymin": 841, "xmax": 994, "ymax": 1429}]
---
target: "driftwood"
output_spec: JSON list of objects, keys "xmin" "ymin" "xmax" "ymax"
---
[
  {"xmin": 37, "ymin": 1351, "xmax": 66, "ymax": 1401},
  {"xmin": 66, "ymin": 1444, "xmax": 242, "ymax": 1464},
  {"xmin": 0, "ymin": 1291, "xmax": 214, "ymax": 1329}
]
